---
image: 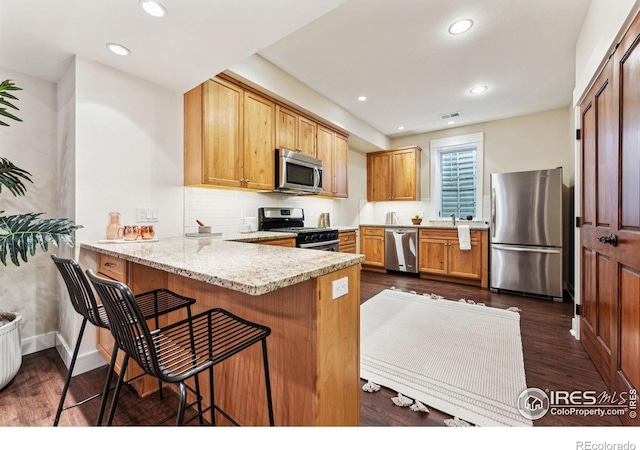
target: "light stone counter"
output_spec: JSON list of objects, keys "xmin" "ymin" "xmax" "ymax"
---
[
  {"xmin": 359, "ymin": 222, "xmax": 490, "ymax": 230},
  {"xmin": 81, "ymin": 235, "xmax": 364, "ymax": 296}
]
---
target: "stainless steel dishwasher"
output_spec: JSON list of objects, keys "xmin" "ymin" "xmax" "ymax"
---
[{"xmin": 385, "ymin": 228, "xmax": 419, "ymax": 273}]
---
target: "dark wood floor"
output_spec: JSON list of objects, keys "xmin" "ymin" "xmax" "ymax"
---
[{"xmin": 0, "ymin": 270, "xmax": 622, "ymax": 427}]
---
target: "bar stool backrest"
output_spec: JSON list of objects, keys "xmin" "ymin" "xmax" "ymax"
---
[
  {"xmin": 51, "ymin": 255, "xmax": 109, "ymax": 329},
  {"xmin": 85, "ymin": 269, "xmax": 160, "ymax": 377}
]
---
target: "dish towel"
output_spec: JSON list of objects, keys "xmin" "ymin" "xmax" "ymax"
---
[{"xmin": 458, "ymin": 225, "xmax": 471, "ymax": 251}]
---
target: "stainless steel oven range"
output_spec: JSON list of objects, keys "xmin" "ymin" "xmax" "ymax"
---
[{"xmin": 258, "ymin": 207, "xmax": 339, "ymax": 251}]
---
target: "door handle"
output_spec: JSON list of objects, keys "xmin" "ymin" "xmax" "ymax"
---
[{"xmin": 596, "ymin": 233, "xmax": 618, "ymax": 246}]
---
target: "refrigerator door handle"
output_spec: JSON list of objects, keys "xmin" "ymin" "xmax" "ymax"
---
[
  {"xmin": 491, "ymin": 188, "xmax": 496, "ymax": 238},
  {"xmin": 492, "ymin": 244, "xmax": 561, "ymax": 254}
]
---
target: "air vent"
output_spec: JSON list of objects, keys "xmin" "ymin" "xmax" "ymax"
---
[{"xmin": 440, "ymin": 112, "xmax": 461, "ymax": 120}]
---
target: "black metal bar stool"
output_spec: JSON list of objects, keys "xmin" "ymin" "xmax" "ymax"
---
[
  {"xmin": 86, "ymin": 269, "xmax": 275, "ymax": 426},
  {"xmin": 51, "ymin": 255, "xmax": 196, "ymax": 426}
]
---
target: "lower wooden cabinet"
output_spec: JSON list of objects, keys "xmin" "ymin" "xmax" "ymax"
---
[
  {"xmin": 360, "ymin": 226, "xmax": 385, "ymax": 270},
  {"xmin": 418, "ymin": 229, "xmax": 488, "ymax": 287},
  {"xmin": 260, "ymin": 237, "xmax": 296, "ymax": 247},
  {"xmin": 339, "ymin": 230, "xmax": 357, "ymax": 253}
]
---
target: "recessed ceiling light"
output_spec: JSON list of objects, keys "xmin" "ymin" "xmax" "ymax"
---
[
  {"xmin": 397, "ymin": 126, "xmax": 405, "ymax": 130},
  {"xmin": 448, "ymin": 121, "xmax": 455, "ymax": 125},
  {"xmin": 449, "ymin": 19, "xmax": 473, "ymax": 35},
  {"xmin": 140, "ymin": 0, "xmax": 167, "ymax": 18},
  {"xmin": 358, "ymin": 96, "xmax": 367, "ymax": 102},
  {"xmin": 470, "ymin": 85, "xmax": 488, "ymax": 95},
  {"xmin": 106, "ymin": 43, "xmax": 131, "ymax": 56}
]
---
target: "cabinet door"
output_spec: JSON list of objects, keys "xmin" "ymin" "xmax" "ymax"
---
[
  {"xmin": 243, "ymin": 91, "xmax": 275, "ymax": 190},
  {"xmin": 448, "ymin": 241, "xmax": 482, "ymax": 279},
  {"xmin": 361, "ymin": 235, "xmax": 385, "ymax": 267},
  {"xmin": 317, "ymin": 125, "xmax": 335, "ymax": 195},
  {"xmin": 275, "ymin": 105, "xmax": 298, "ymax": 151},
  {"xmin": 367, "ymin": 152, "xmax": 391, "ymax": 201},
  {"xmin": 203, "ymin": 78, "xmax": 243, "ymax": 188},
  {"xmin": 391, "ymin": 148, "xmax": 418, "ymax": 200},
  {"xmin": 419, "ymin": 238, "xmax": 448, "ymax": 274},
  {"xmin": 334, "ymin": 133, "xmax": 349, "ymax": 198},
  {"xmin": 298, "ymin": 116, "xmax": 317, "ymax": 158}
]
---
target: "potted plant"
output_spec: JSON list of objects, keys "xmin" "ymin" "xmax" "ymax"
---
[
  {"xmin": 411, "ymin": 214, "xmax": 423, "ymax": 225},
  {"xmin": 0, "ymin": 79, "xmax": 82, "ymax": 390}
]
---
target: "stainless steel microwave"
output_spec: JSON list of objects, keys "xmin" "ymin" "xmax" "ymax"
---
[{"xmin": 274, "ymin": 149, "xmax": 322, "ymax": 194}]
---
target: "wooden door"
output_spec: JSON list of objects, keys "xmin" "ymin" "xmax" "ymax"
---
[
  {"xmin": 449, "ymin": 241, "xmax": 482, "ymax": 280},
  {"xmin": 275, "ymin": 105, "xmax": 298, "ymax": 151},
  {"xmin": 419, "ymin": 238, "xmax": 448, "ymax": 275},
  {"xmin": 579, "ymin": 58, "xmax": 617, "ymax": 388},
  {"xmin": 334, "ymin": 133, "xmax": 349, "ymax": 198},
  {"xmin": 243, "ymin": 91, "xmax": 275, "ymax": 190},
  {"xmin": 298, "ymin": 116, "xmax": 317, "ymax": 158},
  {"xmin": 612, "ymin": 15, "xmax": 640, "ymax": 425},
  {"xmin": 203, "ymin": 78, "xmax": 243, "ymax": 188},
  {"xmin": 317, "ymin": 125, "xmax": 335, "ymax": 195},
  {"xmin": 391, "ymin": 148, "xmax": 417, "ymax": 200},
  {"xmin": 367, "ymin": 152, "xmax": 391, "ymax": 201}
]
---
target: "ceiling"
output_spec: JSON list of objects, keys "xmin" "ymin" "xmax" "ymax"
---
[{"xmin": 0, "ymin": 0, "xmax": 591, "ymax": 141}]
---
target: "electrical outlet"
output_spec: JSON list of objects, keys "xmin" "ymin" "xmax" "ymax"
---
[
  {"xmin": 136, "ymin": 207, "xmax": 159, "ymax": 222},
  {"xmin": 332, "ymin": 277, "xmax": 349, "ymax": 300}
]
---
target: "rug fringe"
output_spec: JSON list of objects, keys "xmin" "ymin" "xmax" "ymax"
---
[
  {"xmin": 362, "ymin": 380, "xmax": 381, "ymax": 393},
  {"xmin": 391, "ymin": 392, "xmax": 414, "ymax": 407},
  {"xmin": 506, "ymin": 306, "xmax": 522, "ymax": 312},
  {"xmin": 444, "ymin": 417, "xmax": 473, "ymax": 427},
  {"xmin": 410, "ymin": 400, "xmax": 430, "ymax": 413}
]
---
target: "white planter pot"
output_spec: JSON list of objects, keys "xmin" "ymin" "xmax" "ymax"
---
[{"xmin": 0, "ymin": 313, "xmax": 22, "ymax": 391}]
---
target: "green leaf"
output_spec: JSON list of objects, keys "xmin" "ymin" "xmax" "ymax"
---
[
  {"xmin": 0, "ymin": 157, "xmax": 32, "ymax": 196},
  {"xmin": 0, "ymin": 213, "xmax": 83, "ymax": 266}
]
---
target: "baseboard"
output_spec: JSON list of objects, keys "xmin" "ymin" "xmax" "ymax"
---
[
  {"xmin": 21, "ymin": 331, "xmax": 56, "ymax": 356},
  {"xmin": 54, "ymin": 332, "xmax": 108, "ymax": 376}
]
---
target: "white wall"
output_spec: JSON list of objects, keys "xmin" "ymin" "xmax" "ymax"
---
[{"xmin": 0, "ymin": 67, "xmax": 60, "ymax": 352}]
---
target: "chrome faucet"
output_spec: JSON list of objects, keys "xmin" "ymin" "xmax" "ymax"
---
[{"xmin": 450, "ymin": 213, "xmax": 456, "ymax": 226}]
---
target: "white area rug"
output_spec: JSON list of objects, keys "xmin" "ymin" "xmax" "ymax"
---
[{"xmin": 360, "ymin": 289, "xmax": 532, "ymax": 427}]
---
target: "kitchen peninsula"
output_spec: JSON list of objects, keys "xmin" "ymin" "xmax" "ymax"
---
[{"xmin": 81, "ymin": 235, "xmax": 364, "ymax": 426}]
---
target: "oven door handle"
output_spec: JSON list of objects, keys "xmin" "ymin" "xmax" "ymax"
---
[{"xmin": 298, "ymin": 239, "xmax": 340, "ymax": 249}]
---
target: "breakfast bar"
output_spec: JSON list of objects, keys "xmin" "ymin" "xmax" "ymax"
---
[{"xmin": 81, "ymin": 235, "xmax": 364, "ymax": 426}]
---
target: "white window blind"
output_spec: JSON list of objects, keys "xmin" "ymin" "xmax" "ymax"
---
[{"xmin": 440, "ymin": 149, "xmax": 477, "ymax": 218}]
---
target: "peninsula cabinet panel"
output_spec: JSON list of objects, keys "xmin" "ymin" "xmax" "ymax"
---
[{"xmin": 367, "ymin": 146, "xmax": 421, "ymax": 201}]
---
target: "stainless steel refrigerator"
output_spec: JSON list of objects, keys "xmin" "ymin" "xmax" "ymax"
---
[{"xmin": 490, "ymin": 168, "xmax": 563, "ymax": 301}]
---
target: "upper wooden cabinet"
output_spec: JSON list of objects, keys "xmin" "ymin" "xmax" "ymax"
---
[
  {"xmin": 367, "ymin": 146, "xmax": 421, "ymax": 201},
  {"xmin": 185, "ymin": 76, "xmax": 274, "ymax": 190},
  {"xmin": 317, "ymin": 125, "xmax": 349, "ymax": 198},
  {"xmin": 185, "ymin": 75, "xmax": 348, "ymax": 197},
  {"xmin": 275, "ymin": 105, "xmax": 317, "ymax": 158}
]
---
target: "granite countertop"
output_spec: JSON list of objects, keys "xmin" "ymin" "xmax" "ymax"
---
[
  {"xmin": 81, "ymin": 235, "xmax": 364, "ymax": 296},
  {"xmin": 359, "ymin": 222, "xmax": 490, "ymax": 230}
]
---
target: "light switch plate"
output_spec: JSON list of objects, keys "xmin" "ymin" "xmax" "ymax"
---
[
  {"xmin": 332, "ymin": 277, "xmax": 349, "ymax": 300},
  {"xmin": 136, "ymin": 207, "xmax": 159, "ymax": 222}
]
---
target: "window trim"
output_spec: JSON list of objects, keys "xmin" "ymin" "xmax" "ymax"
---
[{"xmin": 430, "ymin": 132, "xmax": 484, "ymax": 220}]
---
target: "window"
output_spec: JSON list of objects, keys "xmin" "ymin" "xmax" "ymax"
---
[{"xmin": 431, "ymin": 133, "xmax": 483, "ymax": 220}]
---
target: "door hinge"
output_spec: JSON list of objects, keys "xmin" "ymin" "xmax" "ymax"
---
[
  {"xmin": 575, "ymin": 216, "xmax": 581, "ymax": 228},
  {"xmin": 576, "ymin": 129, "xmax": 581, "ymax": 140},
  {"xmin": 575, "ymin": 304, "xmax": 581, "ymax": 316}
]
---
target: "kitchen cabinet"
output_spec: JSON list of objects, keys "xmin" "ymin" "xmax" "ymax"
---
[
  {"xmin": 260, "ymin": 237, "xmax": 296, "ymax": 247},
  {"xmin": 367, "ymin": 146, "xmax": 421, "ymax": 201},
  {"xmin": 338, "ymin": 230, "xmax": 357, "ymax": 253},
  {"xmin": 360, "ymin": 226, "xmax": 385, "ymax": 271},
  {"xmin": 96, "ymin": 255, "xmax": 172, "ymax": 397},
  {"xmin": 275, "ymin": 105, "xmax": 317, "ymax": 158},
  {"xmin": 317, "ymin": 125, "xmax": 348, "ymax": 198},
  {"xmin": 418, "ymin": 228, "xmax": 488, "ymax": 287},
  {"xmin": 184, "ymin": 76, "xmax": 275, "ymax": 190}
]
